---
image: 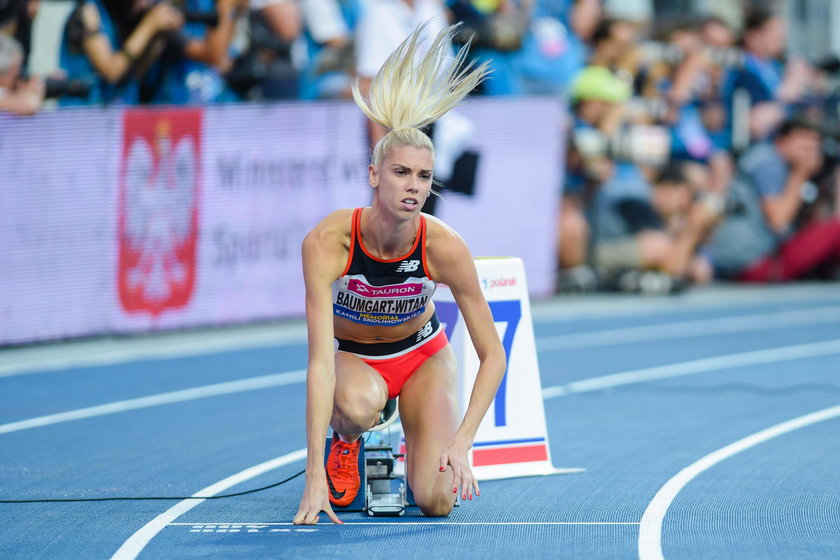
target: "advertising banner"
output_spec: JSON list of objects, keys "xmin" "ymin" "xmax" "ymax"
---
[
  {"xmin": 0, "ymin": 110, "xmax": 117, "ymax": 344},
  {"xmin": 1, "ymin": 98, "xmax": 563, "ymax": 346}
]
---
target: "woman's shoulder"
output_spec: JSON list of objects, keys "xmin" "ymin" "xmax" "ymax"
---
[
  {"xmin": 315, "ymin": 208, "xmax": 356, "ymax": 229},
  {"xmin": 304, "ymin": 208, "xmax": 355, "ymax": 247},
  {"xmin": 423, "ymin": 213, "xmax": 469, "ymax": 260},
  {"xmin": 423, "ymin": 212, "xmax": 459, "ymax": 240}
]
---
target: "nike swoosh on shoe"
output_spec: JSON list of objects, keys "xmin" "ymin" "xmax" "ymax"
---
[{"xmin": 326, "ymin": 471, "xmax": 347, "ymax": 501}]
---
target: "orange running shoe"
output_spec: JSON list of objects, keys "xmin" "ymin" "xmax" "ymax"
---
[{"xmin": 326, "ymin": 434, "xmax": 361, "ymax": 507}]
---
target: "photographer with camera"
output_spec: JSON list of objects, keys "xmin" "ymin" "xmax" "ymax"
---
[
  {"xmin": 558, "ymin": 65, "xmax": 719, "ymax": 293},
  {"xmin": 59, "ymin": 0, "xmax": 185, "ymax": 105},
  {"xmin": 725, "ymin": 6, "xmax": 817, "ymax": 143},
  {"xmin": 0, "ymin": 32, "xmax": 43, "ymax": 115},
  {"xmin": 226, "ymin": 0, "xmax": 302, "ymax": 101},
  {"xmin": 710, "ymin": 117, "xmax": 840, "ymax": 283},
  {"xmin": 144, "ymin": 0, "xmax": 244, "ymax": 104},
  {"xmin": 637, "ymin": 16, "xmax": 734, "ymax": 199},
  {"xmin": 298, "ymin": 0, "xmax": 359, "ymax": 100}
]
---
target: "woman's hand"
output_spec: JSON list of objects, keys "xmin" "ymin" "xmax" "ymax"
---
[
  {"xmin": 439, "ymin": 436, "xmax": 479, "ymax": 501},
  {"xmin": 293, "ymin": 472, "xmax": 343, "ymax": 525}
]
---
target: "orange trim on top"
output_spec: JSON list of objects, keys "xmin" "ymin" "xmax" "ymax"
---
[
  {"xmin": 356, "ymin": 208, "xmax": 424, "ymax": 263},
  {"xmin": 340, "ymin": 208, "xmax": 362, "ymax": 277}
]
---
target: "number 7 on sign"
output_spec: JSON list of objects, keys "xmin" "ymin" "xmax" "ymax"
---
[{"xmin": 437, "ymin": 300, "xmax": 521, "ymax": 427}]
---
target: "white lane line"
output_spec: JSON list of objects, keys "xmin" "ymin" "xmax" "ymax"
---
[
  {"xmin": 638, "ymin": 404, "xmax": 840, "ymax": 560},
  {"xmin": 0, "ymin": 370, "xmax": 305, "ymax": 435},
  {"xmin": 0, "ymin": 325, "xmax": 306, "ymax": 379},
  {"xmin": 537, "ymin": 307, "xmax": 840, "ymax": 351},
  {"xmin": 6, "ymin": 339, "xmax": 840, "ymax": 436},
  {"xmin": 532, "ymin": 284, "xmax": 840, "ymax": 321},
  {"xmin": 110, "ymin": 449, "xmax": 307, "ymax": 560},
  {"xmin": 170, "ymin": 521, "xmax": 640, "ymax": 526},
  {"xmin": 4, "ymin": 298, "xmax": 839, "ymax": 380},
  {"xmin": 542, "ymin": 339, "xmax": 840, "ymax": 399}
]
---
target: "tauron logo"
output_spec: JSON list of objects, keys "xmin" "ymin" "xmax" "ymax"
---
[{"xmin": 396, "ymin": 260, "xmax": 420, "ymax": 273}]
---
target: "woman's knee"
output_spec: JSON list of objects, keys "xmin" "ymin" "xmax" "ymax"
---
[
  {"xmin": 331, "ymin": 388, "xmax": 381, "ymax": 431},
  {"xmin": 332, "ymin": 354, "xmax": 388, "ymax": 432},
  {"xmin": 412, "ymin": 488, "xmax": 455, "ymax": 517}
]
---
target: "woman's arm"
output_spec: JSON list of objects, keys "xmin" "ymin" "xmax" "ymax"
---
[
  {"xmin": 183, "ymin": 0, "xmax": 239, "ymax": 68},
  {"xmin": 293, "ymin": 219, "xmax": 348, "ymax": 525},
  {"xmin": 427, "ymin": 221, "xmax": 507, "ymax": 498},
  {"xmin": 81, "ymin": 2, "xmax": 183, "ymax": 83}
]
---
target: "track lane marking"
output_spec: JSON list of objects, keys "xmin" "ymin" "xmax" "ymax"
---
[
  {"xmin": 541, "ymin": 339, "xmax": 840, "ymax": 398},
  {"xmin": 0, "ymin": 370, "xmax": 305, "ymax": 435},
  {"xmin": 110, "ymin": 449, "xmax": 307, "ymax": 560},
  {"xmin": 5, "ymin": 340, "xmax": 840, "ymax": 435},
  {"xmin": 0, "ymin": 326, "xmax": 306, "ymax": 379},
  {"xmin": 170, "ymin": 521, "xmax": 640, "ymax": 526},
  {"xmin": 3, "ymin": 303, "xmax": 838, "ymax": 379},
  {"xmin": 637, "ymin": 404, "xmax": 840, "ymax": 560},
  {"xmin": 537, "ymin": 307, "xmax": 840, "ymax": 350}
]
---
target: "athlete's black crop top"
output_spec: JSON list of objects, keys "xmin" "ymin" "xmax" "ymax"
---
[{"xmin": 332, "ymin": 208, "xmax": 436, "ymax": 326}]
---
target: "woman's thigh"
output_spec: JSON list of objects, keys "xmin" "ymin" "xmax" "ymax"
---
[
  {"xmin": 398, "ymin": 344, "xmax": 459, "ymax": 516},
  {"xmin": 332, "ymin": 351, "xmax": 389, "ymax": 435}
]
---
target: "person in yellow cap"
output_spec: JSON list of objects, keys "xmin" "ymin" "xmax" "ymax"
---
[
  {"xmin": 557, "ymin": 65, "xmax": 632, "ymax": 279},
  {"xmin": 571, "ymin": 65, "xmax": 632, "ymax": 104}
]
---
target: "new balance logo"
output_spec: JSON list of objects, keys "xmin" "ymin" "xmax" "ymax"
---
[
  {"xmin": 396, "ymin": 260, "xmax": 420, "ymax": 273},
  {"xmin": 416, "ymin": 320, "xmax": 434, "ymax": 342}
]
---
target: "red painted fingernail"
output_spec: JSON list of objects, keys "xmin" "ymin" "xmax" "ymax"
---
[
  {"xmin": 439, "ymin": 466, "xmax": 446, "ymax": 472},
  {"xmin": 453, "ymin": 487, "xmax": 457, "ymax": 493},
  {"xmin": 462, "ymin": 493, "xmax": 466, "ymax": 500},
  {"xmin": 476, "ymin": 491, "xmax": 481, "ymax": 496}
]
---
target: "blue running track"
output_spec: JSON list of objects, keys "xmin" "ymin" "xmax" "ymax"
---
[{"xmin": 1, "ymin": 283, "xmax": 839, "ymax": 559}]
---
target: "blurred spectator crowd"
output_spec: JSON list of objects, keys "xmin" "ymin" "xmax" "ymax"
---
[{"xmin": 1, "ymin": 0, "xmax": 840, "ymax": 293}]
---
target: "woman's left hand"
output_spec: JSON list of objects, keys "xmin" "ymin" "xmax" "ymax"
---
[{"xmin": 439, "ymin": 436, "xmax": 480, "ymax": 501}]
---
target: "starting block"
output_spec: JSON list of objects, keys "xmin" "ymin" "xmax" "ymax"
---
[
  {"xmin": 363, "ymin": 434, "xmax": 408, "ymax": 516},
  {"xmin": 325, "ymin": 429, "xmax": 413, "ymax": 516}
]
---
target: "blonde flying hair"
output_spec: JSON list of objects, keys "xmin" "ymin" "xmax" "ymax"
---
[{"xmin": 351, "ymin": 22, "xmax": 490, "ymax": 169}]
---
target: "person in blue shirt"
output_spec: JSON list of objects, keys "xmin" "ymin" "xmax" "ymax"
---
[
  {"xmin": 448, "ymin": 0, "xmax": 599, "ymax": 96},
  {"xmin": 298, "ymin": 0, "xmax": 360, "ymax": 100},
  {"xmin": 724, "ymin": 6, "xmax": 815, "ymax": 142},
  {"xmin": 517, "ymin": 0, "xmax": 599, "ymax": 95},
  {"xmin": 59, "ymin": 0, "xmax": 184, "ymax": 106},
  {"xmin": 710, "ymin": 117, "xmax": 840, "ymax": 282},
  {"xmin": 144, "ymin": 0, "xmax": 241, "ymax": 105}
]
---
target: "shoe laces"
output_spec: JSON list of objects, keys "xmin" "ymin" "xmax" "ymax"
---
[{"xmin": 331, "ymin": 440, "xmax": 359, "ymax": 479}]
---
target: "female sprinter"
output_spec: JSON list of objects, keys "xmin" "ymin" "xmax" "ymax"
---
[{"xmin": 293, "ymin": 23, "xmax": 506, "ymax": 525}]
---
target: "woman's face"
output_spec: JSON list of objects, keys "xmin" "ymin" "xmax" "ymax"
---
[{"xmin": 369, "ymin": 145, "xmax": 434, "ymax": 215}]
